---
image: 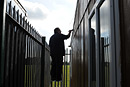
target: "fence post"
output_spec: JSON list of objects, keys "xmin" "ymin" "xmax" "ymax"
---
[
  {"xmin": 0, "ymin": 0, "xmax": 7, "ymax": 87},
  {"xmin": 41, "ymin": 37, "xmax": 45, "ymax": 87}
]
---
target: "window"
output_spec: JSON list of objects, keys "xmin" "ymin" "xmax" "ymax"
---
[
  {"xmin": 88, "ymin": 0, "xmax": 117, "ymax": 87},
  {"xmin": 99, "ymin": 0, "xmax": 111, "ymax": 87}
]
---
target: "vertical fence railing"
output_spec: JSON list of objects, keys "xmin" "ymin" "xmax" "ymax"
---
[
  {"xmin": 0, "ymin": 0, "xmax": 50, "ymax": 87},
  {"xmin": 43, "ymin": 41, "xmax": 51, "ymax": 87},
  {"xmin": 51, "ymin": 49, "xmax": 71, "ymax": 87},
  {"xmin": 63, "ymin": 49, "xmax": 70, "ymax": 87},
  {"xmin": 0, "ymin": 0, "xmax": 7, "ymax": 86}
]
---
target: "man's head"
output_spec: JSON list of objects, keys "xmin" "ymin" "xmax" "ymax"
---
[{"xmin": 54, "ymin": 27, "xmax": 61, "ymax": 34}]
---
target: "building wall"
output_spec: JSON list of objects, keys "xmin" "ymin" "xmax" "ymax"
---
[
  {"xmin": 71, "ymin": 0, "xmax": 95, "ymax": 87},
  {"xmin": 119, "ymin": 0, "xmax": 130, "ymax": 87},
  {"xmin": 71, "ymin": 0, "xmax": 126, "ymax": 87}
]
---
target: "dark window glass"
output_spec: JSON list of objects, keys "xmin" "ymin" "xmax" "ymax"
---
[
  {"xmin": 99, "ymin": 0, "xmax": 110, "ymax": 87},
  {"xmin": 90, "ymin": 13, "xmax": 96, "ymax": 87}
]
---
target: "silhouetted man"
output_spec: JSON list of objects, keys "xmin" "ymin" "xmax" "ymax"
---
[{"xmin": 49, "ymin": 27, "xmax": 73, "ymax": 81}]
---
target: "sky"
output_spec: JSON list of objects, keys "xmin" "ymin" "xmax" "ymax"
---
[{"xmin": 20, "ymin": 0, "xmax": 77, "ymax": 48}]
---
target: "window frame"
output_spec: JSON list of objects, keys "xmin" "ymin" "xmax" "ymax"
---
[{"xmin": 88, "ymin": 7, "xmax": 96, "ymax": 87}]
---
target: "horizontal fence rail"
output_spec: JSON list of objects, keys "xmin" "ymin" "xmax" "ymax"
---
[{"xmin": 0, "ymin": 0, "xmax": 50, "ymax": 87}]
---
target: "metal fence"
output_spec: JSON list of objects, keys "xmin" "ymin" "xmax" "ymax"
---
[
  {"xmin": 44, "ymin": 42, "xmax": 51, "ymax": 87},
  {"xmin": 0, "ymin": 0, "xmax": 50, "ymax": 87},
  {"xmin": 50, "ymin": 49, "xmax": 71, "ymax": 87},
  {"xmin": 51, "ymin": 61, "xmax": 71, "ymax": 87}
]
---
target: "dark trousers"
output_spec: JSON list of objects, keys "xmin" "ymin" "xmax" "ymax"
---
[{"xmin": 50, "ymin": 55, "xmax": 63, "ymax": 81}]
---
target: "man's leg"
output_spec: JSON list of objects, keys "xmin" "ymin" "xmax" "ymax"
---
[
  {"xmin": 56, "ymin": 56, "xmax": 63, "ymax": 81},
  {"xmin": 51, "ymin": 56, "xmax": 57, "ymax": 81}
]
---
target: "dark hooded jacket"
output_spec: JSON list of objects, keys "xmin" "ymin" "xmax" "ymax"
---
[{"xmin": 49, "ymin": 33, "xmax": 69, "ymax": 56}]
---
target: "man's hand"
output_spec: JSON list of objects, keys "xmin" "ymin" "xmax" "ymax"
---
[
  {"xmin": 68, "ymin": 29, "xmax": 74, "ymax": 37},
  {"xmin": 69, "ymin": 29, "xmax": 74, "ymax": 32}
]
